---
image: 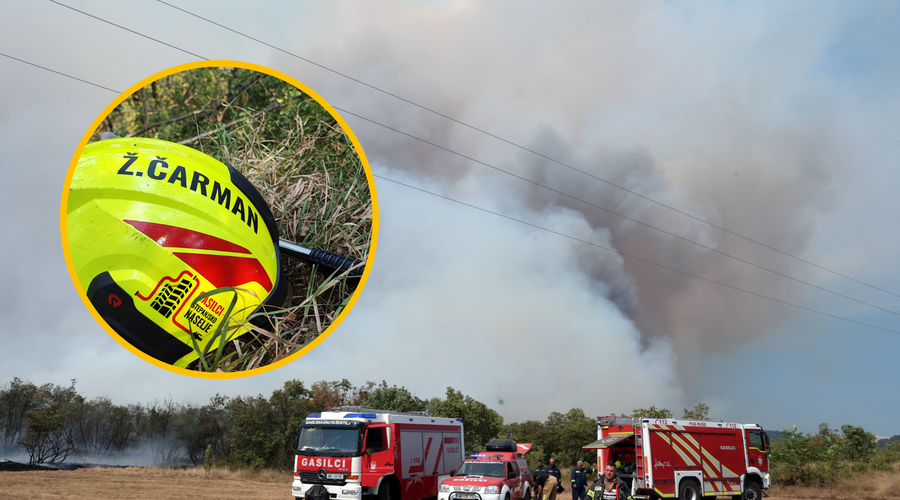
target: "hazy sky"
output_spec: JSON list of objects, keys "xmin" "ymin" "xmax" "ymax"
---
[{"xmin": 1, "ymin": 1, "xmax": 899, "ymax": 437}]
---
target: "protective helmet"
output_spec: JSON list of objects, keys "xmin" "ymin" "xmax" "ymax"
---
[{"xmin": 66, "ymin": 137, "xmax": 284, "ymax": 368}]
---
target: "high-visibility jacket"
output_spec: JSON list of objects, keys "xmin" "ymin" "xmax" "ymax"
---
[{"xmin": 586, "ymin": 478, "xmax": 633, "ymax": 500}]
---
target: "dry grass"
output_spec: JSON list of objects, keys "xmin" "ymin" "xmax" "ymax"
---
[
  {"xmin": 767, "ymin": 465, "xmax": 900, "ymax": 499},
  {"xmin": 553, "ymin": 466, "xmax": 900, "ymax": 500},
  {"xmin": 13, "ymin": 465, "xmax": 900, "ymax": 500},
  {"xmin": 209, "ymin": 113, "xmax": 371, "ymax": 370},
  {"xmin": 0, "ymin": 466, "xmax": 291, "ymax": 499}
]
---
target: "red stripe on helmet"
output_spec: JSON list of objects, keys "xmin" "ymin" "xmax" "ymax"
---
[
  {"xmin": 126, "ymin": 220, "xmax": 251, "ymax": 254},
  {"xmin": 173, "ymin": 252, "xmax": 273, "ymax": 291}
]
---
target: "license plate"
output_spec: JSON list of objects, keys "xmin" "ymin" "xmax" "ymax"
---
[{"xmin": 453, "ymin": 494, "xmax": 479, "ymax": 499}]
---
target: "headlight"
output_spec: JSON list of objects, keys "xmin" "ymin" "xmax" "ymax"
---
[
  {"xmin": 485, "ymin": 486, "xmax": 500, "ymax": 494},
  {"xmin": 439, "ymin": 484, "xmax": 450, "ymax": 492}
]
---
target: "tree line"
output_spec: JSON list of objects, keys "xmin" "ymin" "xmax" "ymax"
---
[
  {"xmin": 768, "ymin": 423, "xmax": 900, "ymax": 486},
  {"xmin": 0, "ymin": 377, "xmax": 708, "ymax": 471},
  {"xmin": 3, "ymin": 376, "xmax": 896, "ymax": 487},
  {"xmin": 0, "ymin": 378, "xmax": 507, "ymax": 469}
]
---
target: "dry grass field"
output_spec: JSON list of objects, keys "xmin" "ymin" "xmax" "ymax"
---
[
  {"xmin": 766, "ymin": 467, "xmax": 900, "ymax": 499},
  {"xmin": 4, "ymin": 465, "xmax": 900, "ymax": 500},
  {"xmin": 0, "ymin": 466, "xmax": 291, "ymax": 499},
  {"xmin": 552, "ymin": 466, "xmax": 900, "ymax": 500}
]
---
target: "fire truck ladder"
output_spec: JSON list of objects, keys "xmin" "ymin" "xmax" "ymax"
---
[
  {"xmin": 634, "ymin": 417, "xmax": 645, "ymax": 490},
  {"xmin": 327, "ymin": 406, "xmax": 431, "ymax": 417}
]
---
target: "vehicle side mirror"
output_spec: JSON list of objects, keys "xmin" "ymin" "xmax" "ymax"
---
[
  {"xmin": 450, "ymin": 470, "xmax": 456, "ymax": 477},
  {"xmin": 508, "ymin": 472, "xmax": 516, "ymax": 479}
]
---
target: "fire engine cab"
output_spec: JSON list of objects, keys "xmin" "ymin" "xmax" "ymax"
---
[
  {"xmin": 586, "ymin": 416, "xmax": 770, "ymax": 500},
  {"xmin": 438, "ymin": 439, "xmax": 533, "ymax": 500},
  {"xmin": 292, "ymin": 407, "xmax": 464, "ymax": 500}
]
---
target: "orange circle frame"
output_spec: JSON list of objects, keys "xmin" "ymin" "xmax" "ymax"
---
[{"xmin": 59, "ymin": 60, "xmax": 379, "ymax": 378}]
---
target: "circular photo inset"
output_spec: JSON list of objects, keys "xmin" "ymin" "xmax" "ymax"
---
[{"xmin": 62, "ymin": 61, "xmax": 377, "ymax": 377}]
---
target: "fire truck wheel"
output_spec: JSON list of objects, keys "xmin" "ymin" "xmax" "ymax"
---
[
  {"xmin": 524, "ymin": 486, "xmax": 532, "ymax": 500},
  {"xmin": 742, "ymin": 481, "xmax": 761, "ymax": 500},
  {"xmin": 678, "ymin": 479, "xmax": 700, "ymax": 500},
  {"xmin": 378, "ymin": 478, "xmax": 397, "ymax": 500}
]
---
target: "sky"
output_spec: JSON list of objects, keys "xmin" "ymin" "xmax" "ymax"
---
[{"xmin": 1, "ymin": 1, "xmax": 899, "ymax": 438}]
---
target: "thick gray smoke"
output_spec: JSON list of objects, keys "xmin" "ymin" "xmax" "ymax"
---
[
  {"xmin": 296, "ymin": 0, "xmax": 845, "ymax": 410},
  {"xmin": 2, "ymin": 1, "xmax": 882, "ymax": 429}
]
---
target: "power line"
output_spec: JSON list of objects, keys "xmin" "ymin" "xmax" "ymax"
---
[
  {"xmin": 45, "ymin": 1, "xmax": 900, "ymax": 318},
  {"xmin": 48, "ymin": 0, "xmax": 208, "ymax": 61},
  {"xmin": 5, "ymin": 48, "xmax": 896, "ymax": 334},
  {"xmin": 374, "ymin": 174, "xmax": 900, "ymax": 336},
  {"xmin": 335, "ymin": 106, "xmax": 900, "ymax": 318},
  {"xmin": 153, "ymin": 0, "xmax": 900, "ymax": 300},
  {"xmin": 49, "ymin": 1, "xmax": 900, "ymax": 318},
  {"xmin": 0, "ymin": 52, "xmax": 120, "ymax": 93}
]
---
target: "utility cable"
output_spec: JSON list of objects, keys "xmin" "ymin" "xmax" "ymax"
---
[
  {"xmin": 4, "ymin": 48, "xmax": 896, "ymax": 334},
  {"xmin": 336, "ymin": 107, "xmax": 900, "ymax": 318},
  {"xmin": 49, "ymin": 0, "xmax": 900, "ymax": 316},
  {"xmin": 152, "ymin": 0, "xmax": 900, "ymax": 300},
  {"xmin": 48, "ymin": 0, "xmax": 208, "ymax": 61},
  {"xmin": 0, "ymin": 52, "xmax": 120, "ymax": 93},
  {"xmin": 374, "ymin": 174, "xmax": 900, "ymax": 336}
]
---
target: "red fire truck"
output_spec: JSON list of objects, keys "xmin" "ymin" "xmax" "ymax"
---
[
  {"xmin": 586, "ymin": 416, "xmax": 770, "ymax": 500},
  {"xmin": 438, "ymin": 439, "xmax": 534, "ymax": 500},
  {"xmin": 292, "ymin": 407, "xmax": 465, "ymax": 500}
]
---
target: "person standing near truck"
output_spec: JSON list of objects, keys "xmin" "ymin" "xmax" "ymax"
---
[
  {"xmin": 533, "ymin": 460, "xmax": 547, "ymax": 498},
  {"xmin": 571, "ymin": 460, "xmax": 589, "ymax": 500},
  {"xmin": 587, "ymin": 463, "xmax": 633, "ymax": 500},
  {"xmin": 547, "ymin": 458, "xmax": 562, "ymax": 492}
]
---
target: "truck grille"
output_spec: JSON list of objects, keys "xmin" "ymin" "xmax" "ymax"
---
[{"xmin": 298, "ymin": 471, "xmax": 347, "ymax": 486}]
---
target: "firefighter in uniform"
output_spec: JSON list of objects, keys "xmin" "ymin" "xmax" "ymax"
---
[
  {"xmin": 547, "ymin": 458, "xmax": 562, "ymax": 495},
  {"xmin": 587, "ymin": 463, "xmax": 633, "ymax": 500},
  {"xmin": 571, "ymin": 461, "xmax": 589, "ymax": 500},
  {"xmin": 547, "ymin": 458, "xmax": 562, "ymax": 485},
  {"xmin": 535, "ymin": 473, "xmax": 559, "ymax": 500},
  {"xmin": 533, "ymin": 460, "xmax": 547, "ymax": 498}
]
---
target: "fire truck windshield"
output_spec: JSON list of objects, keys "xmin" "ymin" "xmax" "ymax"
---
[
  {"xmin": 456, "ymin": 461, "xmax": 506, "ymax": 478},
  {"xmin": 296, "ymin": 425, "xmax": 363, "ymax": 456}
]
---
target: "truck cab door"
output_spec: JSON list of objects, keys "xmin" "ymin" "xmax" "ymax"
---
[
  {"xmin": 363, "ymin": 425, "xmax": 394, "ymax": 479},
  {"xmin": 507, "ymin": 462, "xmax": 521, "ymax": 499},
  {"xmin": 745, "ymin": 430, "xmax": 769, "ymax": 472}
]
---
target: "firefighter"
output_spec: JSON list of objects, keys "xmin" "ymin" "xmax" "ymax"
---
[
  {"xmin": 587, "ymin": 463, "xmax": 633, "ymax": 500},
  {"xmin": 535, "ymin": 473, "xmax": 559, "ymax": 500},
  {"xmin": 547, "ymin": 458, "xmax": 562, "ymax": 492},
  {"xmin": 571, "ymin": 460, "xmax": 589, "ymax": 500},
  {"xmin": 533, "ymin": 460, "xmax": 547, "ymax": 498}
]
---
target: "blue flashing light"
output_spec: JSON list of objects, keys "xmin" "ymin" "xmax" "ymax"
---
[
  {"xmin": 344, "ymin": 413, "xmax": 377, "ymax": 418},
  {"xmin": 308, "ymin": 413, "xmax": 322, "ymax": 418}
]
